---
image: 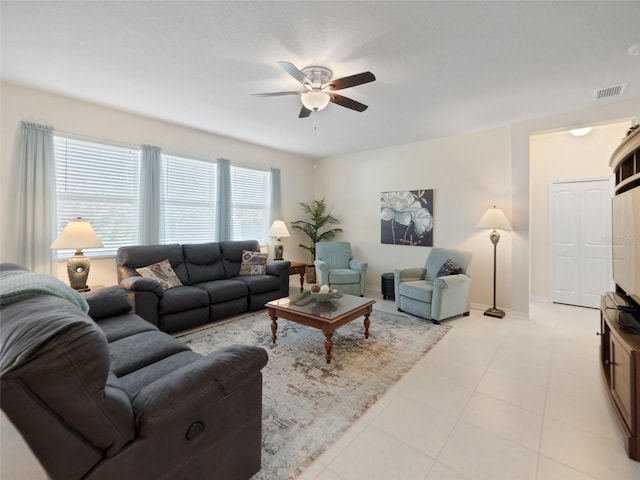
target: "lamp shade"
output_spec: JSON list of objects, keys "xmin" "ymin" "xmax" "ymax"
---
[
  {"xmin": 301, "ymin": 90, "xmax": 330, "ymax": 111},
  {"xmin": 50, "ymin": 217, "xmax": 103, "ymax": 250},
  {"xmin": 476, "ymin": 207, "xmax": 512, "ymax": 231},
  {"xmin": 269, "ymin": 220, "xmax": 291, "ymax": 238}
]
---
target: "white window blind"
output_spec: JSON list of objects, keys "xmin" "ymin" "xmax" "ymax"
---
[
  {"xmin": 229, "ymin": 165, "xmax": 271, "ymax": 244},
  {"xmin": 54, "ymin": 136, "xmax": 140, "ymax": 257},
  {"xmin": 160, "ymin": 154, "xmax": 218, "ymax": 244}
]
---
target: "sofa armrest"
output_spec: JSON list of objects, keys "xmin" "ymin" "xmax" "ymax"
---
[
  {"xmin": 314, "ymin": 260, "xmax": 329, "ymax": 286},
  {"xmin": 132, "ymin": 345, "xmax": 268, "ymax": 437},
  {"xmin": 266, "ymin": 260, "xmax": 290, "ymax": 277},
  {"xmin": 394, "ymin": 267, "xmax": 426, "ymax": 306},
  {"xmin": 394, "ymin": 267, "xmax": 426, "ymax": 283},
  {"xmin": 84, "ymin": 286, "xmax": 133, "ymax": 320},
  {"xmin": 120, "ymin": 276, "xmax": 164, "ymax": 298},
  {"xmin": 431, "ymin": 274, "xmax": 471, "ymax": 320},
  {"xmin": 349, "ymin": 259, "xmax": 368, "ymax": 272},
  {"xmin": 314, "ymin": 260, "xmax": 328, "ymax": 272},
  {"xmin": 434, "ymin": 273, "xmax": 470, "ymax": 289}
]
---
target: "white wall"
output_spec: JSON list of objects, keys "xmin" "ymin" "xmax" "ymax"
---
[
  {"xmin": 530, "ymin": 121, "xmax": 629, "ymax": 301},
  {"xmin": 0, "ymin": 82, "xmax": 315, "ymax": 286},
  {"xmin": 314, "ymin": 127, "xmax": 514, "ymax": 314},
  {"xmin": 314, "ymin": 99, "xmax": 640, "ymax": 317}
]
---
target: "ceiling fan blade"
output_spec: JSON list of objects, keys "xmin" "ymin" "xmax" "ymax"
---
[
  {"xmin": 278, "ymin": 61, "xmax": 311, "ymax": 86},
  {"xmin": 326, "ymin": 71, "xmax": 375, "ymax": 91},
  {"xmin": 252, "ymin": 91, "xmax": 303, "ymax": 97},
  {"xmin": 329, "ymin": 93, "xmax": 368, "ymax": 112},
  {"xmin": 299, "ymin": 106, "xmax": 312, "ymax": 118}
]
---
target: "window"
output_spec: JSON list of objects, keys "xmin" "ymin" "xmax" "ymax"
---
[
  {"xmin": 160, "ymin": 154, "xmax": 218, "ymax": 244},
  {"xmin": 229, "ymin": 165, "xmax": 271, "ymax": 244},
  {"xmin": 54, "ymin": 135, "xmax": 273, "ymax": 255},
  {"xmin": 54, "ymin": 136, "xmax": 140, "ymax": 257}
]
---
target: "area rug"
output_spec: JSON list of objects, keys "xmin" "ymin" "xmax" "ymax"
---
[{"xmin": 176, "ymin": 308, "xmax": 450, "ymax": 479}]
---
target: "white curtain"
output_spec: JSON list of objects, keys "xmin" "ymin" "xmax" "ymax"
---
[
  {"xmin": 270, "ymin": 167, "xmax": 282, "ymax": 224},
  {"xmin": 140, "ymin": 144, "xmax": 161, "ymax": 244},
  {"xmin": 217, "ymin": 158, "xmax": 231, "ymax": 241},
  {"xmin": 12, "ymin": 122, "xmax": 56, "ymax": 274}
]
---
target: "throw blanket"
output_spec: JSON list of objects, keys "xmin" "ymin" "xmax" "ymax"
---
[{"xmin": 0, "ymin": 269, "xmax": 89, "ymax": 312}]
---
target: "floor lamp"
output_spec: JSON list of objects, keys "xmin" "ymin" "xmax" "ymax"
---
[{"xmin": 476, "ymin": 206, "xmax": 512, "ymax": 318}]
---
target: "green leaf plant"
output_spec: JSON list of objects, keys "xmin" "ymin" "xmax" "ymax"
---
[{"xmin": 290, "ymin": 198, "xmax": 343, "ymax": 264}]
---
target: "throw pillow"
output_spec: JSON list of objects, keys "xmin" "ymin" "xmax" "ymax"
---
[
  {"xmin": 239, "ymin": 250, "xmax": 268, "ymax": 276},
  {"xmin": 436, "ymin": 259, "xmax": 464, "ymax": 278},
  {"xmin": 136, "ymin": 259, "xmax": 183, "ymax": 290}
]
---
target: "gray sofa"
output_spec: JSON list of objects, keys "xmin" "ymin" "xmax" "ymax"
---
[
  {"xmin": 0, "ymin": 264, "xmax": 268, "ymax": 480},
  {"xmin": 117, "ymin": 240, "xmax": 290, "ymax": 333}
]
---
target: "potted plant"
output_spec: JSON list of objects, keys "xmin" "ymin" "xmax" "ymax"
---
[{"xmin": 290, "ymin": 198, "xmax": 342, "ymax": 283}]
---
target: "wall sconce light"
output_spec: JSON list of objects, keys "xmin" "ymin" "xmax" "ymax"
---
[{"xmin": 50, "ymin": 217, "xmax": 103, "ymax": 291}]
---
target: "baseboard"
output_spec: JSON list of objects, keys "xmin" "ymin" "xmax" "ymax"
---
[{"xmin": 507, "ymin": 310, "xmax": 531, "ymax": 320}]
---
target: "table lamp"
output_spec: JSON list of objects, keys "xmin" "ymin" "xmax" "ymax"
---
[
  {"xmin": 476, "ymin": 206, "xmax": 512, "ymax": 318},
  {"xmin": 269, "ymin": 220, "xmax": 290, "ymax": 260},
  {"xmin": 50, "ymin": 217, "xmax": 103, "ymax": 291}
]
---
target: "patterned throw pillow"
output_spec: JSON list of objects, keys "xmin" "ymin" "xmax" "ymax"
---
[
  {"xmin": 239, "ymin": 250, "xmax": 268, "ymax": 276},
  {"xmin": 436, "ymin": 259, "xmax": 464, "ymax": 278},
  {"xmin": 136, "ymin": 259, "xmax": 183, "ymax": 290}
]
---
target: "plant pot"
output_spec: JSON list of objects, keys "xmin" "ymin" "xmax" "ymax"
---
[{"xmin": 305, "ymin": 265, "xmax": 316, "ymax": 284}]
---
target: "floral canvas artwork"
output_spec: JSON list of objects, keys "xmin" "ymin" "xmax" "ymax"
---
[{"xmin": 381, "ymin": 190, "xmax": 433, "ymax": 246}]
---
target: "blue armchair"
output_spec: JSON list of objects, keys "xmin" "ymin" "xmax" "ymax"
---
[
  {"xmin": 314, "ymin": 242, "xmax": 367, "ymax": 296},
  {"xmin": 395, "ymin": 247, "xmax": 472, "ymax": 323}
]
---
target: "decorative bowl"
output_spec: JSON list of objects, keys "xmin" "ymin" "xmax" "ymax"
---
[{"xmin": 310, "ymin": 289, "xmax": 337, "ymax": 302}]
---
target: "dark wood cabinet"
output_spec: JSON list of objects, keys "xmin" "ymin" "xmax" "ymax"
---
[
  {"xmin": 601, "ymin": 127, "xmax": 640, "ymax": 461},
  {"xmin": 600, "ymin": 292, "xmax": 640, "ymax": 461},
  {"xmin": 610, "ymin": 126, "xmax": 640, "ymax": 193}
]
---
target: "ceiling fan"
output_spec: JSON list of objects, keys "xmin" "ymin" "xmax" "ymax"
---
[{"xmin": 253, "ymin": 61, "xmax": 376, "ymax": 118}]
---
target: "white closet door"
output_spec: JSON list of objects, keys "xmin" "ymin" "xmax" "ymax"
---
[{"xmin": 550, "ymin": 178, "xmax": 613, "ymax": 308}]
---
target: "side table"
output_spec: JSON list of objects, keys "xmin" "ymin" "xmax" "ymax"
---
[
  {"xmin": 381, "ymin": 273, "xmax": 395, "ymax": 300},
  {"xmin": 288, "ymin": 261, "xmax": 306, "ymax": 292}
]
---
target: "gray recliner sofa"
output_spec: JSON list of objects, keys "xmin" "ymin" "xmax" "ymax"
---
[
  {"xmin": 0, "ymin": 264, "xmax": 268, "ymax": 480},
  {"xmin": 117, "ymin": 240, "xmax": 290, "ymax": 333}
]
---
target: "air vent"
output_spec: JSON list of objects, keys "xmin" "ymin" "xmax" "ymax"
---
[{"xmin": 593, "ymin": 83, "xmax": 627, "ymax": 100}]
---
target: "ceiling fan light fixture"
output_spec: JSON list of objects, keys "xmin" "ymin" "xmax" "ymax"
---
[{"xmin": 301, "ymin": 90, "xmax": 330, "ymax": 111}]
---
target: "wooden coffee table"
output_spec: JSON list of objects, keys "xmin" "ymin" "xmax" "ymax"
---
[{"xmin": 266, "ymin": 293, "xmax": 376, "ymax": 364}]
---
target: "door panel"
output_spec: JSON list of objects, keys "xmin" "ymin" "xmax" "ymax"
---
[
  {"xmin": 581, "ymin": 184, "xmax": 610, "ymax": 307},
  {"xmin": 552, "ymin": 185, "xmax": 580, "ymax": 304},
  {"xmin": 550, "ymin": 179, "xmax": 613, "ymax": 308}
]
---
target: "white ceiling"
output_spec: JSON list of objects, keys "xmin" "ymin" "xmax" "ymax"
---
[{"xmin": 2, "ymin": 1, "xmax": 639, "ymax": 158}]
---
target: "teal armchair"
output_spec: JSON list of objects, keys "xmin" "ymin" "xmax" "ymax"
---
[
  {"xmin": 314, "ymin": 242, "xmax": 367, "ymax": 296},
  {"xmin": 394, "ymin": 247, "xmax": 472, "ymax": 323}
]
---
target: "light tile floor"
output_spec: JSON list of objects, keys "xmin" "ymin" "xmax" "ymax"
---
[
  {"xmin": 3, "ymin": 291, "xmax": 640, "ymax": 480},
  {"xmin": 296, "ymin": 294, "xmax": 640, "ymax": 480}
]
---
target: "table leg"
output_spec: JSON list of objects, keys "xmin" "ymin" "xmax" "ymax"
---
[
  {"xmin": 324, "ymin": 332, "xmax": 333, "ymax": 364},
  {"xmin": 299, "ymin": 272, "xmax": 304, "ymax": 292},
  {"xmin": 270, "ymin": 316, "xmax": 278, "ymax": 344},
  {"xmin": 363, "ymin": 313, "xmax": 370, "ymax": 339}
]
